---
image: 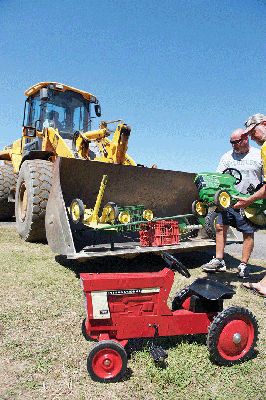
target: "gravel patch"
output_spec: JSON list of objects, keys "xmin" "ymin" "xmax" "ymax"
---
[{"xmin": 225, "ymin": 229, "xmax": 266, "ymax": 260}]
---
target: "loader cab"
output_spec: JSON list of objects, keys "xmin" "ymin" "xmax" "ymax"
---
[{"xmin": 23, "ymin": 86, "xmax": 94, "ymax": 139}]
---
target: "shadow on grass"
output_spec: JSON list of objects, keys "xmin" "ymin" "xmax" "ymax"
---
[
  {"xmin": 121, "ymin": 367, "xmax": 133, "ymax": 381},
  {"xmin": 55, "ymin": 248, "xmax": 265, "ymax": 287},
  {"xmin": 55, "ymin": 250, "xmax": 219, "ymax": 277},
  {"xmin": 56, "ymin": 252, "xmax": 178, "ymax": 278},
  {"xmin": 126, "ymin": 334, "xmax": 259, "ymax": 365}
]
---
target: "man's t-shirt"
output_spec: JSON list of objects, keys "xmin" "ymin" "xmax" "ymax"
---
[
  {"xmin": 216, "ymin": 146, "xmax": 263, "ymax": 194},
  {"xmin": 261, "ymin": 142, "xmax": 266, "ymax": 184}
]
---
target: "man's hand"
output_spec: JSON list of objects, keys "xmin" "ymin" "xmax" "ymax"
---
[
  {"xmin": 233, "ymin": 196, "xmax": 253, "ymax": 209},
  {"xmin": 233, "ymin": 184, "xmax": 266, "ymax": 209}
]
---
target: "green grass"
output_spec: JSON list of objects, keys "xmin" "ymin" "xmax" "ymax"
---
[{"xmin": 0, "ymin": 226, "xmax": 265, "ymax": 400}]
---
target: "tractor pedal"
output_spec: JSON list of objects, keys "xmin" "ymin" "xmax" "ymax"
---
[{"xmin": 150, "ymin": 346, "xmax": 168, "ymax": 363}]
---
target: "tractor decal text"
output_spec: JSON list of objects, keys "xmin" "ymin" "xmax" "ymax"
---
[{"xmin": 107, "ymin": 287, "xmax": 160, "ymax": 295}]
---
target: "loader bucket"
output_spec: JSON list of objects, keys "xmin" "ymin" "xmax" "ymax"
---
[{"xmin": 45, "ymin": 158, "xmax": 198, "ymax": 257}]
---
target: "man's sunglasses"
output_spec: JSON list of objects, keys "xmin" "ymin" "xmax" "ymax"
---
[{"xmin": 230, "ymin": 138, "xmax": 243, "ymax": 145}]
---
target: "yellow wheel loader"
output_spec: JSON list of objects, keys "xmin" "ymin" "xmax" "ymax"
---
[
  {"xmin": 0, "ymin": 81, "xmax": 212, "ymax": 256},
  {"xmin": 0, "ymin": 82, "xmax": 136, "ymax": 241}
]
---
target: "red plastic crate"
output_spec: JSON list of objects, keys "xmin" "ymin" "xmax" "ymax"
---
[
  {"xmin": 151, "ymin": 220, "xmax": 180, "ymax": 247},
  {"xmin": 139, "ymin": 224, "xmax": 151, "ymax": 247},
  {"xmin": 139, "ymin": 220, "xmax": 179, "ymax": 247}
]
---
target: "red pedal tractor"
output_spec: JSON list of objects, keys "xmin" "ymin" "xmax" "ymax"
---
[{"xmin": 80, "ymin": 253, "xmax": 258, "ymax": 383}]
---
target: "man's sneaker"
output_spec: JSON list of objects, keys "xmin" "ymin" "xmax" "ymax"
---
[
  {"xmin": 238, "ymin": 263, "xmax": 249, "ymax": 279},
  {"xmin": 202, "ymin": 258, "xmax": 227, "ymax": 272}
]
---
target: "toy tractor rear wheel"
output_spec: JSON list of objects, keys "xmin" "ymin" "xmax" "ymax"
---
[
  {"xmin": 204, "ymin": 209, "xmax": 218, "ymax": 240},
  {"xmin": 0, "ymin": 164, "xmax": 17, "ymax": 220},
  {"xmin": 70, "ymin": 198, "xmax": 85, "ymax": 224},
  {"xmin": 103, "ymin": 202, "xmax": 119, "ymax": 223},
  {"xmin": 240, "ymin": 207, "xmax": 266, "ymax": 229},
  {"xmin": 192, "ymin": 200, "xmax": 208, "ymax": 218},
  {"xmin": 87, "ymin": 340, "xmax": 128, "ymax": 383},
  {"xmin": 172, "ymin": 286, "xmax": 192, "ymax": 310},
  {"xmin": 15, "ymin": 160, "xmax": 53, "ymax": 242},
  {"xmin": 207, "ymin": 306, "xmax": 258, "ymax": 366},
  {"xmin": 214, "ymin": 190, "xmax": 232, "ymax": 211}
]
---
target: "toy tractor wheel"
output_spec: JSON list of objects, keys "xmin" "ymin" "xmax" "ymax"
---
[
  {"xmin": 70, "ymin": 198, "xmax": 85, "ymax": 224},
  {"xmin": 204, "ymin": 209, "xmax": 218, "ymax": 239},
  {"xmin": 118, "ymin": 211, "xmax": 131, "ymax": 224},
  {"xmin": 103, "ymin": 202, "xmax": 119, "ymax": 223},
  {"xmin": 143, "ymin": 209, "xmax": 154, "ymax": 221},
  {"xmin": 240, "ymin": 207, "xmax": 266, "ymax": 228},
  {"xmin": 192, "ymin": 200, "xmax": 208, "ymax": 218},
  {"xmin": 87, "ymin": 340, "xmax": 128, "ymax": 383},
  {"xmin": 81, "ymin": 318, "xmax": 90, "ymax": 341},
  {"xmin": 214, "ymin": 190, "xmax": 232, "ymax": 211},
  {"xmin": 172, "ymin": 286, "xmax": 192, "ymax": 311},
  {"xmin": 207, "ymin": 307, "xmax": 258, "ymax": 366}
]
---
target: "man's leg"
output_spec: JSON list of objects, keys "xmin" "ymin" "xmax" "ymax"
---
[
  {"xmin": 237, "ymin": 232, "xmax": 254, "ymax": 278},
  {"xmin": 234, "ymin": 205, "xmax": 257, "ymax": 277},
  {"xmin": 241, "ymin": 233, "xmax": 254, "ymax": 264},
  {"xmin": 202, "ymin": 223, "xmax": 228, "ymax": 272},
  {"xmin": 216, "ymin": 223, "xmax": 229, "ymax": 259}
]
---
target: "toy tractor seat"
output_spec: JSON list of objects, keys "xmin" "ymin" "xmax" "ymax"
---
[
  {"xmin": 177, "ymin": 278, "xmax": 236, "ymax": 313},
  {"xmin": 172, "ymin": 278, "xmax": 235, "ymax": 313},
  {"xmin": 189, "ymin": 278, "xmax": 235, "ymax": 301}
]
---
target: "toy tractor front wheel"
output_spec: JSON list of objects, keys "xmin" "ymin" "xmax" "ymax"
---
[
  {"xmin": 214, "ymin": 190, "xmax": 232, "ymax": 211},
  {"xmin": 207, "ymin": 306, "xmax": 258, "ymax": 366},
  {"xmin": 87, "ymin": 340, "xmax": 128, "ymax": 383},
  {"xmin": 192, "ymin": 200, "xmax": 208, "ymax": 218}
]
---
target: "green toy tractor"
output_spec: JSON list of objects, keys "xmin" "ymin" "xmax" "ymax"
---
[{"xmin": 192, "ymin": 168, "xmax": 266, "ymax": 228}]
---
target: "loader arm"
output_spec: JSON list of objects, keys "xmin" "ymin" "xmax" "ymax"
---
[
  {"xmin": 74, "ymin": 128, "xmax": 108, "ymax": 159},
  {"xmin": 76, "ymin": 122, "xmax": 136, "ymax": 165},
  {"xmin": 43, "ymin": 127, "xmax": 75, "ymax": 158}
]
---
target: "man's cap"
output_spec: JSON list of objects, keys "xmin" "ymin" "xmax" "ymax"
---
[{"xmin": 244, "ymin": 113, "xmax": 266, "ymax": 134}]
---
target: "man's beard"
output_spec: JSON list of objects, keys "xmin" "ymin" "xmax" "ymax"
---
[{"xmin": 234, "ymin": 147, "xmax": 249, "ymax": 154}]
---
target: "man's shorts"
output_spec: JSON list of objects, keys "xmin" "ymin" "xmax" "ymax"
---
[{"xmin": 217, "ymin": 207, "xmax": 257, "ymax": 234}]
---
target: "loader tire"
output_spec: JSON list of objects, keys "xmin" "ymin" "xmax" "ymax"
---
[
  {"xmin": 15, "ymin": 160, "xmax": 53, "ymax": 242},
  {"xmin": 0, "ymin": 164, "xmax": 17, "ymax": 220}
]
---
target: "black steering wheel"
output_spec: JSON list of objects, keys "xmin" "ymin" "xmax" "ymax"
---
[
  {"xmin": 161, "ymin": 252, "xmax": 191, "ymax": 278},
  {"xmin": 222, "ymin": 168, "xmax": 242, "ymax": 185}
]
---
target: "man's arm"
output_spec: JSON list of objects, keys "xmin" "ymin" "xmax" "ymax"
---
[{"xmin": 233, "ymin": 184, "xmax": 266, "ymax": 209}]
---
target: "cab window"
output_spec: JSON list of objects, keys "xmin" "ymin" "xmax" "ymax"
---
[{"xmin": 25, "ymin": 95, "xmax": 41, "ymax": 128}]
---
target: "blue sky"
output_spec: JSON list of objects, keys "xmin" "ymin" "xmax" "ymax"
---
[{"xmin": 0, "ymin": 0, "xmax": 265, "ymax": 172}]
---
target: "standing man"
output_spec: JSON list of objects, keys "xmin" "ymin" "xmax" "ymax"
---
[
  {"xmin": 234, "ymin": 114, "xmax": 266, "ymax": 296},
  {"xmin": 201, "ymin": 128, "xmax": 263, "ymax": 278}
]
